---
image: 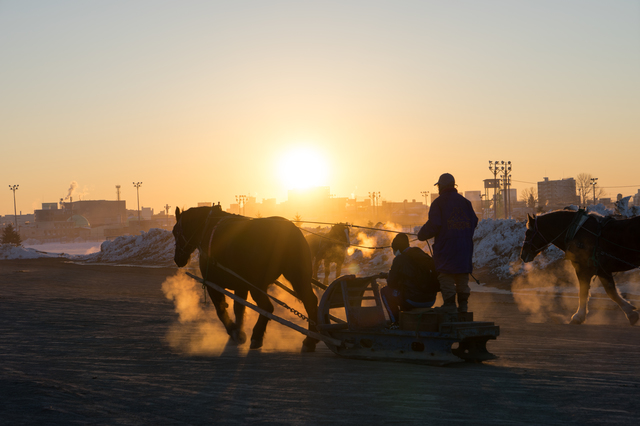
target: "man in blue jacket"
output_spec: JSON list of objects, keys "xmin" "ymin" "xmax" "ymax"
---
[{"xmin": 418, "ymin": 173, "xmax": 478, "ymax": 314}]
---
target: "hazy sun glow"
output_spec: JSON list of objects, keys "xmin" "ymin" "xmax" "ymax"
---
[{"xmin": 278, "ymin": 147, "xmax": 329, "ymax": 190}]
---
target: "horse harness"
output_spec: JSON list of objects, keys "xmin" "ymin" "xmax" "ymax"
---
[{"xmin": 528, "ymin": 209, "xmax": 638, "ymax": 272}]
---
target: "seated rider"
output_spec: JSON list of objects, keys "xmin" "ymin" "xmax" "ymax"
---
[{"xmin": 380, "ymin": 233, "xmax": 440, "ymax": 325}]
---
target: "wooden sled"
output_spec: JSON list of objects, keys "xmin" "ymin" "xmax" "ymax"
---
[{"xmin": 317, "ymin": 274, "xmax": 500, "ymax": 366}]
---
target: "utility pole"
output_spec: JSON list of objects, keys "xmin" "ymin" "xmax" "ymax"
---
[
  {"xmin": 116, "ymin": 185, "xmax": 121, "ymax": 201},
  {"xmin": 591, "ymin": 177, "xmax": 598, "ymax": 205},
  {"xmin": 133, "ymin": 182, "xmax": 142, "ymax": 225},
  {"xmin": 9, "ymin": 185, "xmax": 19, "ymax": 230}
]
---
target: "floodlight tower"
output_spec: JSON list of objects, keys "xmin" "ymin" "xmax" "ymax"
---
[
  {"xmin": 591, "ymin": 177, "xmax": 598, "ymax": 204},
  {"xmin": 488, "ymin": 161, "xmax": 500, "ymax": 219},
  {"xmin": 500, "ymin": 161, "xmax": 512, "ymax": 219},
  {"xmin": 368, "ymin": 191, "xmax": 380, "ymax": 217},
  {"xmin": 236, "ymin": 195, "xmax": 248, "ymax": 215},
  {"xmin": 9, "ymin": 185, "xmax": 19, "ymax": 230},
  {"xmin": 164, "ymin": 204, "xmax": 171, "ymax": 227},
  {"xmin": 133, "ymin": 182, "xmax": 142, "ymax": 224},
  {"xmin": 420, "ymin": 191, "xmax": 429, "ymax": 212}
]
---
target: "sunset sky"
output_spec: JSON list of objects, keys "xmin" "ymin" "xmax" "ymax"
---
[{"xmin": 1, "ymin": 1, "xmax": 639, "ymax": 217}]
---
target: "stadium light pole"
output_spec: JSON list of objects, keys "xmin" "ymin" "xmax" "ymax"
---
[
  {"xmin": 133, "ymin": 182, "xmax": 142, "ymax": 225},
  {"xmin": 236, "ymin": 195, "xmax": 247, "ymax": 215},
  {"xmin": 9, "ymin": 185, "xmax": 19, "ymax": 230},
  {"xmin": 164, "ymin": 204, "xmax": 171, "ymax": 228},
  {"xmin": 500, "ymin": 161, "xmax": 512, "ymax": 219},
  {"xmin": 591, "ymin": 177, "xmax": 598, "ymax": 205},
  {"xmin": 368, "ymin": 191, "xmax": 380, "ymax": 218},
  {"xmin": 488, "ymin": 161, "xmax": 500, "ymax": 219},
  {"xmin": 420, "ymin": 191, "xmax": 429, "ymax": 215}
]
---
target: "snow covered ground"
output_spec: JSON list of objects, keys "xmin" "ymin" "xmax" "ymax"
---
[{"xmin": 3, "ymin": 203, "xmax": 639, "ymax": 298}]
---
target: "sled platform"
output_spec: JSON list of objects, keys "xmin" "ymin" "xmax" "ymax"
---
[{"xmin": 317, "ymin": 275, "xmax": 500, "ymax": 366}]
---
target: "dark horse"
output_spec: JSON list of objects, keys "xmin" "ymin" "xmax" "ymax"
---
[
  {"xmin": 173, "ymin": 206, "xmax": 319, "ymax": 351},
  {"xmin": 305, "ymin": 223, "xmax": 350, "ymax": 285},
  {"xmin": 521, "ymin": 210, "xmax": 639, "ymax": 326}
]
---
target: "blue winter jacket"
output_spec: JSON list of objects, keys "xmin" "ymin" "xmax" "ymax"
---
[{"xmin": 417, "ymin": 188, "xmax": 478, "ymax": 274}]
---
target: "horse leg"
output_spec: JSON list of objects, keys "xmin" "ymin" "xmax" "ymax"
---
[
  {"xmin": 247, "ymin": 290, "xmax": 274, "ymax": 349},
  {"xmin": 323, "ymin": 259, "xmax": 331, "ymax": 285},
  {"xmin": 570, "ymin": 266, "xmax": 593, "ymax": 325},
  {"xmin": 231, "ymin": 287, "xmax": 248, "ymax": 344},
  {"xmin": 335, "ymin": 260, "xmax": 343, "ymax": 280},
  {"xmin": 290, "ymin": 281, "xmax": 320, "ymax": 353},
  {"xmin": 598, "ymin": 274, "xmax": 639, "ymax": 326},
  {"xmin": 206, "ymin": 287, "xmax": 246, "ymax": 344},
  {"xmin": 299, "ymin": 296, "xmax": 319, "ymax": 353}
]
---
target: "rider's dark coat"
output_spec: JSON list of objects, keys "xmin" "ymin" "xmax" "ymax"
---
[
  {"xmin": 417, "ymin": 188, "xmax": 478, "ymax": 274},
  {"xmin": 387, "ymin": 246, "xmax": 439, "ymax": 303}
]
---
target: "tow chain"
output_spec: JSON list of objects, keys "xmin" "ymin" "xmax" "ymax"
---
[{"xmin": 205, "ymin": 260, "xmax": 315, "ymax": 325}]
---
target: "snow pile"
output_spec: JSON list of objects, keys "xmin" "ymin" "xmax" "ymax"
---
[
  {"xmin": 472, "ymin": 219, "xmax": 563, "ymax": 279},
  {"xmin": 615, "ymin": 196, "xmax": 640, "ymax": 218},
  {"xmin": 0, "ymin": 244, "xmax": 59, "ymax": 260},
  {"xmin": 82, "ymin": 228, "xmax": 176, "ymax": 266}
]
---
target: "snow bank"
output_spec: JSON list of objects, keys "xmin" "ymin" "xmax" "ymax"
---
[
  {"xmin": 82, "ymin": 228, "xmax": 176, "ymax": 266},
  {"xmin": 0, "ymin": 244, "xmax": 59, "ymax": 260}
]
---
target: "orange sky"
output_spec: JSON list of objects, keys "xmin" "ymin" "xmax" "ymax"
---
[{"xmin": 1, "ymin": 1, "xmax": 639, "ymax": 216}]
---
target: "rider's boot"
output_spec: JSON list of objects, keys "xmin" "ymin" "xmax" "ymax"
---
[
  {"xmin": 457, "ymin": 293, "xmax": 470, "ymax": 313},
  {"xmin": 435, "ymin": 296, "xmax": 458, "ymax": 314}
]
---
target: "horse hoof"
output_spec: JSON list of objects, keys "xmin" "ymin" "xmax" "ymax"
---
[
  {"xmin": 569, "ymin": 316, "xmax": 584, "ymax": 325},
  {"xmin": 628, "ymin": 310, "xmax": 639, "ymax": 326},
  {"xmin": 250, "ymin": 339, "xmax": 263, "ymax": 350},
  {"xmin": 230, "ymin": 329, "xmax": 247, "ymax": 344},
  {"xmin": 301, "ymin": 342, "xmax": 316, "ymax": 353},
  {"xmin": 301, "ymin": 337, "xmax": 317, "ymax": 353}
]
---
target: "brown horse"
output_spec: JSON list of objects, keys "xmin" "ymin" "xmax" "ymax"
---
[
  {"xmin": 520, "ymin": 209, "xmax": 639, "ymax": 326},
  {"xmin": 306, "ymin": 223, "xmax": 350, "ymax": 285},
  {"xmin": 173, "ymin": 206, "xmax": 319, "ymax": 351}
]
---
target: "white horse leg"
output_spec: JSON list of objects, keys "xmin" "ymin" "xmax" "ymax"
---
[
  {"xmin": 571, "ymin": 270, "xmax": 592, "ymax": 325},
  {"xmin": 599, "ymin": 274, "xmax": 639, "ymax": 326}
]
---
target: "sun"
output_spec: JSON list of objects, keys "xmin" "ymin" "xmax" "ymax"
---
[{"xmin": 277, "ymin": 146, "xmax": 329, "ymax": 190}]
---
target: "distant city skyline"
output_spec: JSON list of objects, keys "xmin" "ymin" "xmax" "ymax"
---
[{"xmin": 2, "ymin": 1, "xmax": 639, "ymax": 216}]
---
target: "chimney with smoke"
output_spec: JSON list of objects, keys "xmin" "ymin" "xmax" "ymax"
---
[{"xmin": 65, "ymin": 181, "xmax": 78, "ymax": 201}]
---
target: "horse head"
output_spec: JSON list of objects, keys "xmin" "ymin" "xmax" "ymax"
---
[
  {"xmin": 521, "ymin": 213, "xmax": 545, "ymax": 263},
  {"xmin": 172, "ymin": 207, "xmax": 199, "ymax": 267},
  {"xmin": 331, "ymin": 223, "xmax": 350, "ymax": 247}
]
